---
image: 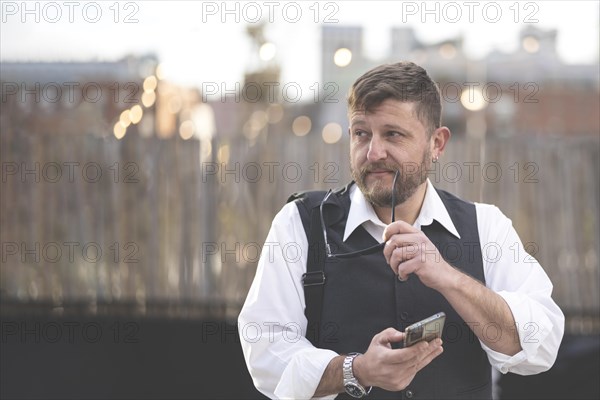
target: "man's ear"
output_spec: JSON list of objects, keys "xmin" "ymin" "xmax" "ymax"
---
[{"xmin": 431, "ymin": 126, "xmax": 451, "ymax": 157}]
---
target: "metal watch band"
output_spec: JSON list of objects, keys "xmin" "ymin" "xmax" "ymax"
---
[
  {"xmin": 343, "ymin": 353, "xmax": 371, "ymax": 398},
  {"xmin": 343, "ymin": 353, "xmax": 360, "ymax": 380}
]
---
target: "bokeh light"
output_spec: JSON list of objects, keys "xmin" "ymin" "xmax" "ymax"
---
[
  {"xmin": 334, "ymin": 48, "xmax": 352, "ymax": 67},
  {"xmin": 142, "ymin": 91, "xmax": 156, "ymax": 108},
  {"xmin": 113, "ymin": 121, "xmax": 126, "ymax": 139},
  {"xmin": 179, "ymin": 120, "xmax": 195, "ymax": 140},
  {"xmin": 259, "ymin": 43, "xmax": 277, "ymax": 61},
  {"xmin": 322, "ymin": 122, "xmax": 343, "ymax": 144},
  {"xmin": 523, "ymin": 36, "xmax": 540, "ymax": 53},
  {"xmin": 292, "ymin": 116, "xmax": 311, "ymax": 136},
  {"xmin": 460, "ymin": 88, "xmax": 487, "ymax": 112},
  {"xmin": 129, "ymin": 105, "xmax": 143, "ymax": 124},
  {"xmin": 143, "ymin": 75, "xmax": 158, "ymax": 92}
]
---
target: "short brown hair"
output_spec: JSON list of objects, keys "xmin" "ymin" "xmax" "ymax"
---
[{"xmin": 347, "ymin": 62, "xmax": 441, "ymax": 134}]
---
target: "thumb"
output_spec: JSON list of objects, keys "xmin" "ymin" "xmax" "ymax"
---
[
  {"xmin": 382, "ymin": 224, "xmax": 394, "ymax": 243},
  {"xmin": 376, "ymin": 327, "xmax": 404, "ymax": 345}
]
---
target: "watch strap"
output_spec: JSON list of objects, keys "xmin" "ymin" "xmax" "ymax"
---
[
  {"xmin": 343, "ymin": 353, "xmax": 360, "ymax": 380},
  {"xmin": 343, "ymin": 353, "xmax": 371, "ymax": 398}
]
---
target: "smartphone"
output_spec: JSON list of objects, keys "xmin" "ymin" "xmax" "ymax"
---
[{"xmin": 403, "ymin": 312, "xmax": 446, "ymax": 347}]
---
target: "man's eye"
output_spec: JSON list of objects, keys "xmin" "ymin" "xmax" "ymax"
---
[
  {"xmin": 353, "ymin": 130, "xmax": 367, "ymax": 137},
  {"xmin": 389, "ymin": 131, "xmax": 403, "ymax": 137}
]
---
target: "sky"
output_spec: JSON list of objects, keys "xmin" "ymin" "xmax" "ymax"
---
[{"xmin": 1, "ymin": 0, "xmax": 598, "ymax": 89}]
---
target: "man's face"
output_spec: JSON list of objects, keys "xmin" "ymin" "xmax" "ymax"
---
[{"xmin": 349, "ymin": 99, "xmax": 432, "ymax": 208}]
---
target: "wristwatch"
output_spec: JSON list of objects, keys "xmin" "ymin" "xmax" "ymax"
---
[{"xmin": 343, "ymin": 353, "xmax": 372, "ymax": 398}]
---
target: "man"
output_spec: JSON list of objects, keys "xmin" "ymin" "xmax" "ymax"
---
[{"xmin": 239, "ymin": 62, "xmax": 564, "ymax": 399}]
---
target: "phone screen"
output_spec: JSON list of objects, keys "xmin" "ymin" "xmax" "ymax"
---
[{"xmin": 404, "ymin": 312, "xmax": 446, "ymax": 347}]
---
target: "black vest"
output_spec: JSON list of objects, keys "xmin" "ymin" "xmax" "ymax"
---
[{"xmin": 292, "ymin": 182, "xmax": 492, "ymax": 399}]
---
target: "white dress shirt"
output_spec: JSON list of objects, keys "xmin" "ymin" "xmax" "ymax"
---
[{"xmin": 238, "ymin": 179, "xmax": 565, "ymax": 399}]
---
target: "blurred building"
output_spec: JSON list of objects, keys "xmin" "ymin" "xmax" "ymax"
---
[
  {"xmin": 1, "ymin": 55, "xmax": 155, "ymax": 138},
  {"xmin": 0, "ymin": 54, "xmax": 203, "ymax": 141},
  {"xmin": 485, "ymin": 26, "xmax": 600, "ymax": 137},
  {"xmin": 317, "ymin": 25, "xmax": 599, "ymax": 138}
]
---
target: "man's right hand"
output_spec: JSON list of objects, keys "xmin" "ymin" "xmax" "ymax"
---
[{"xmin": 353, "ymin": 327, "xmax": 443, "ymax": 391}]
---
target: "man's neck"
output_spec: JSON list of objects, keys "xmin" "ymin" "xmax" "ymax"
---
[{"xmin": 373, "ymin": 182, "xmax": 428, "ymax": 225}]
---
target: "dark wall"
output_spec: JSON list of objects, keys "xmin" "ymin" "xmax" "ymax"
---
[
  {"xmin": 1, "ymin": 314, "xmax": 265, "ymax": 399},
  {"xmin": 2, "ymin": 314, "xmax": 599, "ymax": 399}
]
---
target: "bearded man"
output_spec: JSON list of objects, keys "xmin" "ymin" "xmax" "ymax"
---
[{"xmin": 239, "ymin": 62, "xmax": 564, "ymax": 399}]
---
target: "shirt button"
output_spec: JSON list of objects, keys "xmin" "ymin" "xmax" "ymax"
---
[{"xmin": 405, "ymin": 390, "xmax": 414, "ymax": 398}]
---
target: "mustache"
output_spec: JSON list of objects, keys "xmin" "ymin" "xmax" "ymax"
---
[{"xmin": 360, "ymin": 163, "xmax": 399, "ymax": 174}]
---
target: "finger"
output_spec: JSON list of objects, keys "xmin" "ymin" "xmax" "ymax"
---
[
  {"xmin": 387, "ymin": 242, "xmax": 420, "ymax": 268},
  {"xmin": 396, "ymin": 257, "xmax": 418, "ymax": 282},
  {"xmin": 374, "ymin": 327, "xmax": 404, "ymax": 346},
  {"xmin": 382, "ymin": 220, "xmax": 419, "ymax": 242},
  {"xmin": 383, "ymin": 344, "xmax": 424, "ymax": 365},
  {"xmin": 387, "ymin": 233, "xmax": 423, "ymax": 248},
  {"xmin": 385, "ymin": 249, "xmax": 419, "ymax": 281},
  {"xmin": 383, "ymin": 233, "xmax": 423, "ymax": 264},
  {"xmin": 415, "ymin": 340, "xmax": 444, "ymax": 371},
  {"xmin": 383, "ymin": 235, "xmax": 416, "ymax": 264},
  {"xmin": 394, "ymin": 343, "xmax": 442, "ymax": 375},
  {"xmin": 389, "ymin": 255, "xmax": 416, "ymax": 282}
]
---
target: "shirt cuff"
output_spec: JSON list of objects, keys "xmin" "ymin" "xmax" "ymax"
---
[
  {"xmin": 480, "ymin": 342, "xmax": 527, "ymax": 374},
  {"xmin": 487, "ymin": 291, "xmax": 553, "ymax": 373},
  {"xmin": 274, "ymin": 348, "xmax": 339, "ymax": 399}
]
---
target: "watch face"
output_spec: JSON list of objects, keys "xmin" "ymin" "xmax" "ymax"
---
[{"xmin": 345, "ymin": 382, "xmax": 366, "ymax": 398}]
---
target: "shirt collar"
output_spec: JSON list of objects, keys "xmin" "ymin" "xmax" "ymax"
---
[{"xmin": 343, "ymin": 179, "xmax": 461, "ymax": 242}]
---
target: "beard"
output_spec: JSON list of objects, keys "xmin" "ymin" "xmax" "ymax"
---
[{"xmin": 351, "ymin": 148, "xmax": 431, "ymax": 208}]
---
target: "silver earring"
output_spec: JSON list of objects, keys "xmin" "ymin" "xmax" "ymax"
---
[{"xmin": 432, "ymin": 156, "xmax": 439, "ymax": 163}]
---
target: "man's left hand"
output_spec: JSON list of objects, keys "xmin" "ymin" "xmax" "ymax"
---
[{"xmin": 382, "ymin": 221, "xmax": 458, "ymax": 291}]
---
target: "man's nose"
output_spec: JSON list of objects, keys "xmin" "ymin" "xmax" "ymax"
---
[{"xmin": 367, "ymin": 136, "xmax": 387, "ymax": 162}]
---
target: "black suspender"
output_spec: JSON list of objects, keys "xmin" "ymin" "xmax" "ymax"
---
[
  {"xmin": 302, "ymin": 203, "xmax": 327, "ymax": 346},
  {"xmin": 287, "ymin": 185, "xmax": 349, "ymax": 346},
  {"xmin": 287, "ymin": 190, "xmax": 328, "ymax": 346}
]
